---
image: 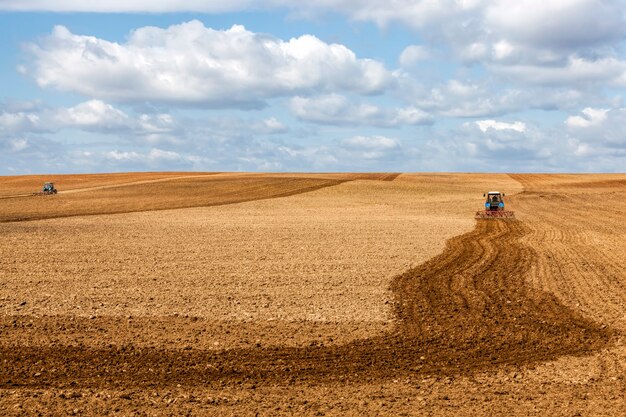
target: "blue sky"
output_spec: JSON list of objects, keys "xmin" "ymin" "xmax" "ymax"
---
[{"xmin": 0, "ymin": 1, "xmax": 625, "ymax": 174}]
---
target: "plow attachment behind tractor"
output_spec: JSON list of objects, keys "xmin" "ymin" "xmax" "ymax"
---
[{"xmin": 475, "ymin": 210, "xmax": 515, "ymax": 220}]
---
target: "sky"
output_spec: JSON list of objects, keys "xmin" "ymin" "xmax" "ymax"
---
[{"xmin": 0, "ymin": 1, "xmax": 625, "ymax": 174}]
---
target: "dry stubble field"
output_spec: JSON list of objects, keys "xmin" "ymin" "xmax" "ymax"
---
[{"xmin": 0, "ymin": 172, "xmax": 625, "ymax": 416}]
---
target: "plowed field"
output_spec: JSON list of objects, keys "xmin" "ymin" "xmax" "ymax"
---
[{"xmin": 1, "ymin": 172, "xmax": 625, "ymax": 416}]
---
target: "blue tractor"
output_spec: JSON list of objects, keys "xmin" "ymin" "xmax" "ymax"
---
[
  {"xmin": 475, "ymin": 191, "xmax": 514, "ymax": 219},
  {"xmin": 38, "ymin": 182, "xmax": 57, "ymax": 195}
]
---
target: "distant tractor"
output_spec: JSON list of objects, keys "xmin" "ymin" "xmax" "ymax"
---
[
  {"xmin": 475, "ymin": 191, "xmax": 515, "ymax": 219},
  {"xmin": 35, "ymin": 182, "xmax": 58, "ymax": 195}
]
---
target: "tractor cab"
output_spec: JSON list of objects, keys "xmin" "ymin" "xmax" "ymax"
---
[
  {"xmin": 484, "ymin": 191, "xmax": 505, "ymax": 211},
  {"xmin": 42, "ymin": 182, "xmax": 57, "ymax": 194}
]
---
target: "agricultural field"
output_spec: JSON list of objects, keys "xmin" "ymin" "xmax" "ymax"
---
[{"xmin": 0, "ymin": 172, "xmax": 625, "ymax": 416}]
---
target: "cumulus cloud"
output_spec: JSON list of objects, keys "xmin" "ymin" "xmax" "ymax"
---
[
  {"xmin": 403, "ymin": 75, "xmax": 614, "ymax": 118},
  {"xmin": 566, "ymin": 108, "xmax": 609, "ymax": 128},
  {"xmin": 311, "ymin": 1, "xmax": 626, "ymax": 88},
  {"xmin": 302, "ymin": 1, "xmax": 625, "ymax": 66},
  {"xmin": 10, "ymin": 138, "xmax": 29, "ymax": 152},
  {"xmin": 53, "ymin": 100, "xmax": 131, "ymax": 132},
  {"xmin": 408, "ymin": 80, "xmax": 524, "ymax": 118},
  {"xmin": 341, "ymin": 135, "xmax": 399, "ymax": 150},
  {"xmin": 399, "ymin": 45, "xmax": 431, "ymax": 67},
  {"xmin": 290, "ymin": 94, "xmax": 433, "ymax": 127},
  {"xmin": 339, "ymin": 135, "xmax": 403, "ymax": 161},
  {"xmin": 566, "ymin": 107, "xmax": 626, "ymax": 148},
  {"xmin": 0, "ymin": 0, "xmax": 260, "ymax": 12},
  {"xmin": 105, "ymin": 148, "xmax": 186, "ymax": 163},
  {"xmin": 0, "ymin": 111, "xmax": 43, "ymax": 134},
  {"xmin": 25, "ymin": 21, "xmax": 394, "ymax": 107},
  {"xmin": 0, "ymin": 99, "xmax": 195, "ymax": 148},
  {"xmin": 0, "ymin": 0, "xmax": 469, "ymax": 21},
  {"xmin": 4, "ymin": 1, "xmax": 626, "ymax": 174},
  {"xmin": 467, "ymin": 2, "xmax": 626, "ymax": 87},
  {"xmin": 428, "ymin": 113, "xmax": 625, "ymax": 172},
  {"xmin": 8, "ymin": 1, "xmax": 626, "ymax": 48},
  {"xmin": 489, "ymin": 56, "xmax": 626, "ymax": 87},
  {"xmin": 81, "ymin": 147, "xmax": 210, "ymax": 172},
  {"xmin": 251, "ymin": 118, "xmax": 289, "ymax": 135},
  {"xmin": 462, "ymin": 120, "xmax": 551, "ymax": 160},
  {"xmin": 17, "ymin": 2, "xmax": 625, "ymax": 88},
  {"xmin": 476, "ymin": 120, "xmax": 526, "ymax": 133},
  {"xmin": 485, "ymin": 0, "xmax": 626, "ymax": 50},
  {"xmin": 414, "ymin": 120, "xmax": 560, "ymax": 173}
]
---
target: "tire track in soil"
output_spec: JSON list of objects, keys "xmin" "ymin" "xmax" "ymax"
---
[{"xmin": 1, "ymin": 219, "xmax": 611, "ymax": 390}]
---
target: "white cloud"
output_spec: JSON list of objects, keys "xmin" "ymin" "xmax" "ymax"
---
[
  {"xmin": 305, "ymin": 1, "xmax": 626, "ymax": 88},
  {"xmin": 252, "ymin": 118, "xmax": 289, "ymax": 134},
  {"xmin": 0, "ymin": 0, "xmax": 474, "ymax": 24},
  {"xmin": 135, "ymin": 113, "xmax": 184, "ymax": 144},
  {"xmin": 10, "ymin": 138, "xmax": 29, "ymax": 152},
  {"xmin": 7, "ymin": 1, "xmax": 626, "ymax": 52},
  {"xmin": 54, "ymin": 100, "xmax": 131, "ymax": 131},
  {"xmin": 0, "ymin": 111, "xmax": 42, "ymax": 133},
  {"xmin": 567, "ymin": 139, "xmax": 595, "ymax": 157},
  {"xmin": 25, "ymin": 21, "xmax": 394, "ymax": 107},
  {"xmin": 300, "ymin": 1, "xmax": 626, "ymax": 66},
  {"xmin": 341, "ymin": 135, "xmax": 399, "ymax": 150},
  {"xmin": 105, "ymin": 150, "xmax": 142, "ymax": 161},
  {"xmin": 476, "ymin": 120, "xmax": 526, "ymax": 133},
  {"xmin": 565, "ymin": 107, "xmax": 626, "ymax": 148},
  {"xmin": 0, "ymin": 99, "xmax": 192, "ymax": 147},
  {"xmin": 105, "ymin": 148, "xmax": 187, "ymax": 163},
  {"xmin": 4, "ymin": 1, "xmax": 626, "ymax": 174},
  {"xmin": 403, "ymin": 74, "xmax": 612, "ymax": 118},
  {"xmin": 485, "ymin": 0, "xmax": 625, "ymax": 50},
  {"xmin": 0, "ymin": 0, "xmax": 258, "ymax": 12},
  {"xmin": 399, "ymin": 45, "xmax": 430, "ymax": 67},
  {"xmin": 431, "ymin": 121, "xmax": 557, "ymax": 172},
  {"xmin": 566, "ymin": 108, "xmax": 609, "ymax": 128},
  {"xmin": 492, "ymin": 40, "xmax": 515, "ymax": 61},
  {"xmin": 16, "ymin": 2, "xmax": 624, "ymax": 90},
  {"xmin": 460, "ymin": 42, "xmax": 489, "ymax": 63},
  {"xmin": 490, "ymin": 56, "xmax": 626, "ymax": 86},
  {"xmin": 411, "ymin": 80, "xmax": 524, "ymax": 118},
  {"xmin": 340, "ymin": 135, "xmax": 402, "ymax": 162},
  {"xmin": 274, "ymin": 145, "xmax": 339, "ymax": 169},
  {"xmin": 290, "ymin": 94, "xmax": 432, "ymax": 127}
]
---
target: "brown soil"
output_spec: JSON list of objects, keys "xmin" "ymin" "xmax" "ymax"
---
[
  {"xmin": 0, "ymin": 173, "xmax": 402, "ymax": 222},
  {"xmin": 2, "ymin": 174, "xmax": 512, "ymax": 327},
  {"xmin": 1, "ymin": 220, "xmax": 609, "ymax": 390},
  {"xmin": 1, "ymin": 173, "xmax": 625, "ymax": 416},
  {"xmin": 0, "ymin": 172, "xmax": 217, "ymax": 197}
]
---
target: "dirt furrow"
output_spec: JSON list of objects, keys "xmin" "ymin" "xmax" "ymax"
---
[
  {"xmin": 508, "ymin": 175, "xmax": 626, "ymax": 330},
  {"xmin": 1, "ymin": 219, "xmax": 610, "ymax": 390},
  {"xmin": 502, "ymin": 174, "xmax": 626, "ymax": 408}
]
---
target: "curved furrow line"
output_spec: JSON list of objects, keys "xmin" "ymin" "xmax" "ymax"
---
[
  {"xmin": 564, "ymin": 245, "xmax": 626, "ymax": 326},
  {"xmin": 507, "ymin": 173, "xmax": 626, "ymax": 391},
  {"xmin": 509, "ymin": 175, "xmax": 626, "ymax": 330}
]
